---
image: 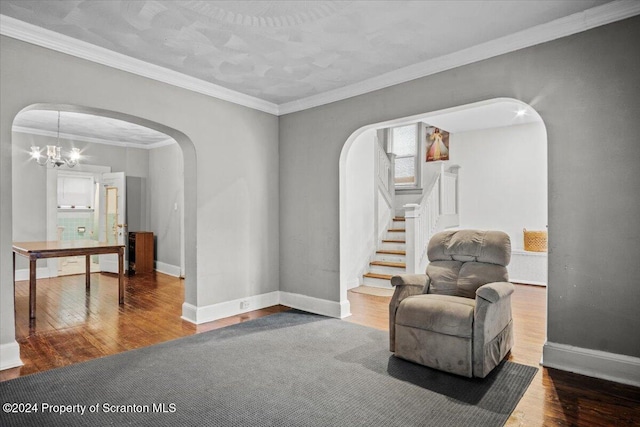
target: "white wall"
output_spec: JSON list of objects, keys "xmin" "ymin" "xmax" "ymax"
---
[
  {"xmin": 450, "ymin": 122, "xmax": 547, "ymax": 250},
  {"xmin": 343, "ymin": 129, "xmax": 376, "ymax": 289}
]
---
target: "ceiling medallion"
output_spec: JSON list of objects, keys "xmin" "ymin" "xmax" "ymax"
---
[{"xmin": 179, "ymin": 1, "xmax": 351, "ymax": 27}]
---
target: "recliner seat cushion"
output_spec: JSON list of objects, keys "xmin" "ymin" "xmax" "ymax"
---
[{"xmin": 396, "ymin": 294, "xmax": 475, "ymax": 338}]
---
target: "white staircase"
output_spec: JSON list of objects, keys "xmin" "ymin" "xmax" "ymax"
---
[{"xmin": 363, "ymin": 217, "xmax": 407, "ymax": 288}]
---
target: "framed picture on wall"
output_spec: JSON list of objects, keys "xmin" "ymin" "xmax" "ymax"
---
[{"xmin": 426, "ymin": 126, "xmax": 450, "ymax": 162}]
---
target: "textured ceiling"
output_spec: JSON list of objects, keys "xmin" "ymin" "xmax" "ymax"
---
[
  {"xmin": 0, "ymin": 0, "xmax": 609, "ymax": 105},
  {"xmin": 13, "ymin": 110, "xmax": 174, "ymax": 148},
  {"xmin": 423, "ymin": 100, "xmax": 540, "ymax": 133},
  {"xmin": 12, "ymin": 100, "xmax": 540, "ymax": 148}
]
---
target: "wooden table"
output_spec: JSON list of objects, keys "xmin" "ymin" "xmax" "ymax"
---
[{"xmin": 12, "ymin": 240, "xmax": 125, "ymax": 319}]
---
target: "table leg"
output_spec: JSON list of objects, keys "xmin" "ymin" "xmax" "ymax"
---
[
  {"xmin": 29, "ymin": 258, "xmax": 37, "ymax": 319},
  {"xmin": 86, "ymin": 254, "xmax": 91, "ymax": 290},
  {"xmin": 118, "ymin": 247, "xmax": 124, "ymax": 304}
]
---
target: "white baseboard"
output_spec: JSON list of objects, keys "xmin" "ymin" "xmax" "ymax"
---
[
  {"xmin": 154, "ymin": 261, "xmax": 181, "ymax": 277},
  {"xmin": 181, "ymin": 291, "xmax": 351, "ymax": 324},
  {"xmin": 542, "ymin": 341, "xmax": 640, "ymax": 387},
  {"xmin": 0, "ymin": 341, "xmax": 23, "ymax": 371},
  {"xmin": 181, "ymin": 302, "xmax": 198, "ymax": 324},
  {"xmin": 14, "ymin": 267, "xmax": 52, "ymax": 281},
  {"xmin": 280, "ymin": 291, "xmax": 351, "ymax": 319},
  {"xmin": 181, "ymin": 291, "xmax": 280, "ymax": 324}
]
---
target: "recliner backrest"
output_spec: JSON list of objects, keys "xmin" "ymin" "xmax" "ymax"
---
[{"xmin": 425, "ymin": 230, "xmax": 511, "ymax": 298}]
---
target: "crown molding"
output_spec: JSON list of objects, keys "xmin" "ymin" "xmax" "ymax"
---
[
  {"xmin": 0, "ymin": 15, "xmax": 279, "ymax": 116},
  {"xmin": 2, "ymin": 1, "xmax": 639, "ymax": 117},
  {"xmin": 277, "ymin": 0, "xmax": 640, "ymax": 115},
  {"xmin": 12, "ymin": 125, "xmax": 176, "ymax": 150}
]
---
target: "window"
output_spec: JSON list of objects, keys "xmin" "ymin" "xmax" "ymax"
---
[
  {"xmin": 58, "ymin": 174, "xmax": 94, "ymax": 209},
  {"xmin": 389, "ymin": 124, "xmax": 419, "ymax": 187}
]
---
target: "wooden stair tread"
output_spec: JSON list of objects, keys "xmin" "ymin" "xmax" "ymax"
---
[
  {"xmin": 370, "ymin": 261, "xmax": 406, "ymax": 268},
  {"xmin": 387, "ymin": 228, "xmax": 406, "ymax": 232},
  {"xmin": 376, "ymin": 250, "xmax": 406, "ymax": 255},
  {"xmin": 393, "ymin": 217, "xmax": 406, "ymax": 221},
  {"xmin": 382, "ymin": 239, "xmax": 405, "ymax": 243},
  {"xmin": 363, "ymin": 273, "xmax": 393, "ymax": 280}
]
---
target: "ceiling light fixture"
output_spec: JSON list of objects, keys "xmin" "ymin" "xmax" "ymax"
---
[{"xmin": 30, "ymin": 111, "xmax": 80, "ymax": 168}]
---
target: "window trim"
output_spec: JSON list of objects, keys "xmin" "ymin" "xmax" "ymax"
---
[{"xmin": 388, "ymin": 124, "xmax": 422, "ymax": 190}]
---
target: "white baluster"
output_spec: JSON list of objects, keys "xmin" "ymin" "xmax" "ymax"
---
[{"xmin": 404, "ymin": 203, "xmax": 421, "ymax": 274}]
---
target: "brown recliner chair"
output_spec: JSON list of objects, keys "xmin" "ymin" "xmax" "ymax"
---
[{"xmin": 389, "ymin": 229, "xmax": 514, "ymax": 378}]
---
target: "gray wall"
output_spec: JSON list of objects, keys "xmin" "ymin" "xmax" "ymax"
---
[
  {"xmin": 148, "ymin": 143, "xmax": 183, "ymax": 269},
  {"xmin": 126, "ymin": 176, "xmax": 148, "ymax": 233},
  {"xmin": 2, "ymin": 16, "xmax": 638, "ymax": 364},
  {"xmin": 280, "ymin": 17, "xmax": 640, "ymax": 358},
  {"xmin": 1, "ymin": 35, "xmax": 280, "ymax": 350}
]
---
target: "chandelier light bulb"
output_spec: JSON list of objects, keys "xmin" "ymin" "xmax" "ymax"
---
[{"xmin": 28, "ymin": 112, "xmax": 81, "ymax": 168}]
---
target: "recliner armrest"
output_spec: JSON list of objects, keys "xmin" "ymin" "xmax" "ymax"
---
[
  {"xmin": 473, "ymin": 281, "xmax": 515, "ymax": 377},
  {"xmin": 389, "ymin": 274, "xmax": 430, "ymax": 352},
  {"xmin": 476, "ymin": 281, "xmax": 514, "ymax": 303},
  {"xmin": 390, "ymin": 274, "xmax": 429, "ymax": 290}
]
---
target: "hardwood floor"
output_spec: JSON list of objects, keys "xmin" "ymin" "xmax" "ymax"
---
[{"xmin": 2, "ymin": 273, "xmax": 639, "ymax": 426}]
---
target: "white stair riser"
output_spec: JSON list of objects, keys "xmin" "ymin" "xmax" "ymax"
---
[
  {"xmin": 369, "ymin": 265, "xmax": 406, "ymax": 276},
  {"xmin": 362, "ymin": 276, "xmax": 394, "ymax": 289},
  {"xmin": 374, "ymin": 254, "xmax": 406, "ymax": 263},
  {"xmin": 386, "ymin": 232, "xmax": 406, "ymax": 240},
  {"xmin": 393, "ymin": 221, "xmax": 405, "ymax": 228},
  {"xmin": 379, "ymin": 242, "xmax": 406, "ymax": 251}
]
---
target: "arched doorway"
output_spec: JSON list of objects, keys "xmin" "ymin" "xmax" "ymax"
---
[
  {"xmin": 8, "ymin": 103, "xmax": 197, "ymax": 366},
  {"xmin": 339, "ymin": 98, "xmax": 548, "ymax": 309}
]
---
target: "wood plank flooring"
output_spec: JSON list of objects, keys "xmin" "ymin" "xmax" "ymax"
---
[{"xmin": 2, "ymin": 273, "xmax": 639, "ymax": 426}]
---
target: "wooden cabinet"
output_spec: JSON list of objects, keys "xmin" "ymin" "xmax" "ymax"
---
[{"xmin": 128, "ymin": 231, "xmax": 154, "ymax": 274}]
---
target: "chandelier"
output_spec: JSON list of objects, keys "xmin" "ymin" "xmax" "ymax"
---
[{"xmin": 30, "ymin": 111, "xmax": 80, "ymax": 168}]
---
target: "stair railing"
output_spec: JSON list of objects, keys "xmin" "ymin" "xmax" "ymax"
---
[{"xmin": 404, "ymin": 164, "xmax": 459, "ymax": 274}]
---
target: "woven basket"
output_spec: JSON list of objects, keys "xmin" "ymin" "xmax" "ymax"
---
[{"xmin": 523, "ymin": 229, "xmax": 547, "ymax": 252}]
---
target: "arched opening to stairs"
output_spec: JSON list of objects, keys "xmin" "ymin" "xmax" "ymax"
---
[{"xmin": 339, "ymin": 98, "xmax": 548, "ymax": 307}]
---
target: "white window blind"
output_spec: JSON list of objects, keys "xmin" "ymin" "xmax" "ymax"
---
[
  {"xmin": 390, "ymin": 124, "xmax": 418, "ymax": 186},
  {"xmin": 58, "ymin": 175, "xmax": 94, "ymax": 208}
]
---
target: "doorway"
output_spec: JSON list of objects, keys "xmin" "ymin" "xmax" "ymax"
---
[
  {"xmin": 339, "ymin": 98, "xmax": 548, "ymax": 305},
  {"xmin": 56, "ymin": 169, "xmax": 101, "ymax": 276},
  {"xmin": 13, "ymin": 107, "xmax": 185, "ymax": 282}
]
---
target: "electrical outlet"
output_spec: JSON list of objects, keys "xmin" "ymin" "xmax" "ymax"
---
[{"xmin": 240, "ymin": 300, "xmax": 250, "ymax": 310}]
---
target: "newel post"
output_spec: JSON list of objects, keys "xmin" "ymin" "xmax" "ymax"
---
[{"xmin": 404, "ymin": 203, "xmax": 421, "ymax": 274}]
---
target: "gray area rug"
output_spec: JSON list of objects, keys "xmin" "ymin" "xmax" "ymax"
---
[{"xmin": 0, "ymin": 310, "xmax": 537, "ymax": 426}]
